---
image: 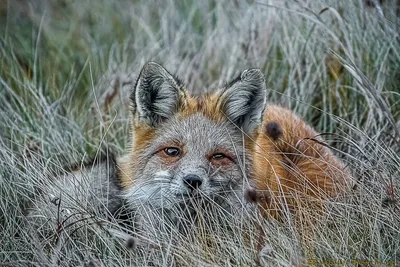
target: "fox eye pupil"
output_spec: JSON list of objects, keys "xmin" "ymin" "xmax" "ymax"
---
[
  {"xmin": 164, "ymin": 147, "xmax": 180, "ymax": 157},
  {"xmin": 212, "ymin": 153, "xmax": 226, "ymax": 160}
]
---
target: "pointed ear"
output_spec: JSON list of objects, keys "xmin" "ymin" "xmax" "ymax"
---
[
  {"xmin": 130, "ymin": 62, "xmax": 186, "ymax": 126},
  {"xmin": 218, "ymin": 69, "xmax": 267, "ymax": 134}
]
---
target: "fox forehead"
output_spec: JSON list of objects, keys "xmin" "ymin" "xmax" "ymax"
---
[
  {"xmin": 147, "ymin": 113, "xmax": 246, "ymax": 155},
  {"xmin": 178, "ymin": 94, "xmax": 225, "ymax": 122}
]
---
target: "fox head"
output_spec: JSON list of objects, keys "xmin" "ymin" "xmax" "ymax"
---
[{"xmin": 121, "ymin": 62, "xmax": 266, "ymax": 213}]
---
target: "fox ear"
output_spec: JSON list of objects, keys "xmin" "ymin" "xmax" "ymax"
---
[
  {"xmin": 218, "ymin": 69, "xmax": 267, "ymax": 134},
  {"xmin": 131, "ymin": 62, "xmax": 185, "ymax": 126}
]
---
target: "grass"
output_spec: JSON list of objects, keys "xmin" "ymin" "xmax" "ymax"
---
[{"xmin": 1, "ymin": 0, "xmax": 399, "ymax": 266}]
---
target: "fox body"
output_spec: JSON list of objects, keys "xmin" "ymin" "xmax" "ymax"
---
[
  {"xmin": 28, "ymin": 62, "xmax": 349, "ymax": 239},
  {"xmin": 118, "ymin": 62, "xmax": 349, "ymax": 221}
]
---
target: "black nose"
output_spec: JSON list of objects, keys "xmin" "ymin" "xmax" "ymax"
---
[{"xmin": 183, "ymin": 175, "xmax": 203, "ymax": 190}]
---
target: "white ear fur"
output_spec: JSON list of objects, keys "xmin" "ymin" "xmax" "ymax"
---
[
  {"xmin": 130, "ymin": 62, "xmax": 184, "ymax": 126},
  {"xmin": 219, "ymin": 69, "xmax": 267, "ymax": 134}
]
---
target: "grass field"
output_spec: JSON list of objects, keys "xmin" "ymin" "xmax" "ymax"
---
[{"xmin": 1, "ymin": 0, "xmax": 400, "ymax": 266}]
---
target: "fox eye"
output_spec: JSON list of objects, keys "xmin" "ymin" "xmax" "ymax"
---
[
  {"xmin": 212, "ymin": 153, "xmax": 227, "ymax": 160},
  {"xmin": 209, "ymin": 152, "xmax": 232, "ymax": 165},
  {"xmin": 164, "ymin": 147, "xmax": 180, "ymax": 157}
]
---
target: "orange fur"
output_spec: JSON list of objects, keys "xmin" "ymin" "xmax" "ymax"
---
[{"xmin": 253, "ymin": 105, "xmax": 349, "ymax": 217}]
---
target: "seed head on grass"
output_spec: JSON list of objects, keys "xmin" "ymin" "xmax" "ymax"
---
[
  {"xmin": 265, "ymin": 121, "xmax": 282, "ymax": 140},
  {"xmin": 125, "ymin": 237, "xmax": 136, "ymax": 250}
]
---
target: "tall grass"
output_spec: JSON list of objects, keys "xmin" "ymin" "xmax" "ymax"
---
[{"xmin": 1, "ymin": 0, "xmax": 399, "ymax": 266}]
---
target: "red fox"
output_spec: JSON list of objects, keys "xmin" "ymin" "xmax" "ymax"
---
[
  {"xmin": 117, "ymin": 62, "xmax": 350, "ymax": 226},
  {"xmin": 28, "ymin": 62, "xmax": 349, "ymax": 241}
]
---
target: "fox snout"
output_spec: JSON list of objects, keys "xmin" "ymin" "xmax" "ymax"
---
[
  {"xmin": 182, "ymin": 174, "xmax": 203, "ymax": 191},
  {"xmin": 176, "ymin": 167, "xmax": 210, "ymax": 195}
]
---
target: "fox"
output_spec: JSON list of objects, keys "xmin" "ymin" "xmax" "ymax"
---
[
  {"xmin": 27, "ymin": 62, "xmax": 349, "ymax": 243},
  {"xmin": 117, "ymin": 62, "xmax": 349, "ymax": 223}
]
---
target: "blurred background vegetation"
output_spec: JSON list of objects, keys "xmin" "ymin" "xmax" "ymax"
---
[{"xmin": 1, "ymin": 1, "xmax": 399, "ymax": 144}]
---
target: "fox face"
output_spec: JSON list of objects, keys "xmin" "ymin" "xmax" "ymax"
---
[
  {"xmin": 120, "ymin": 62, "xmax": 266, "ymax": 224},
  {"xmin": 128, "ymin": 115, "xmax": 250, "ymax": 208}
]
